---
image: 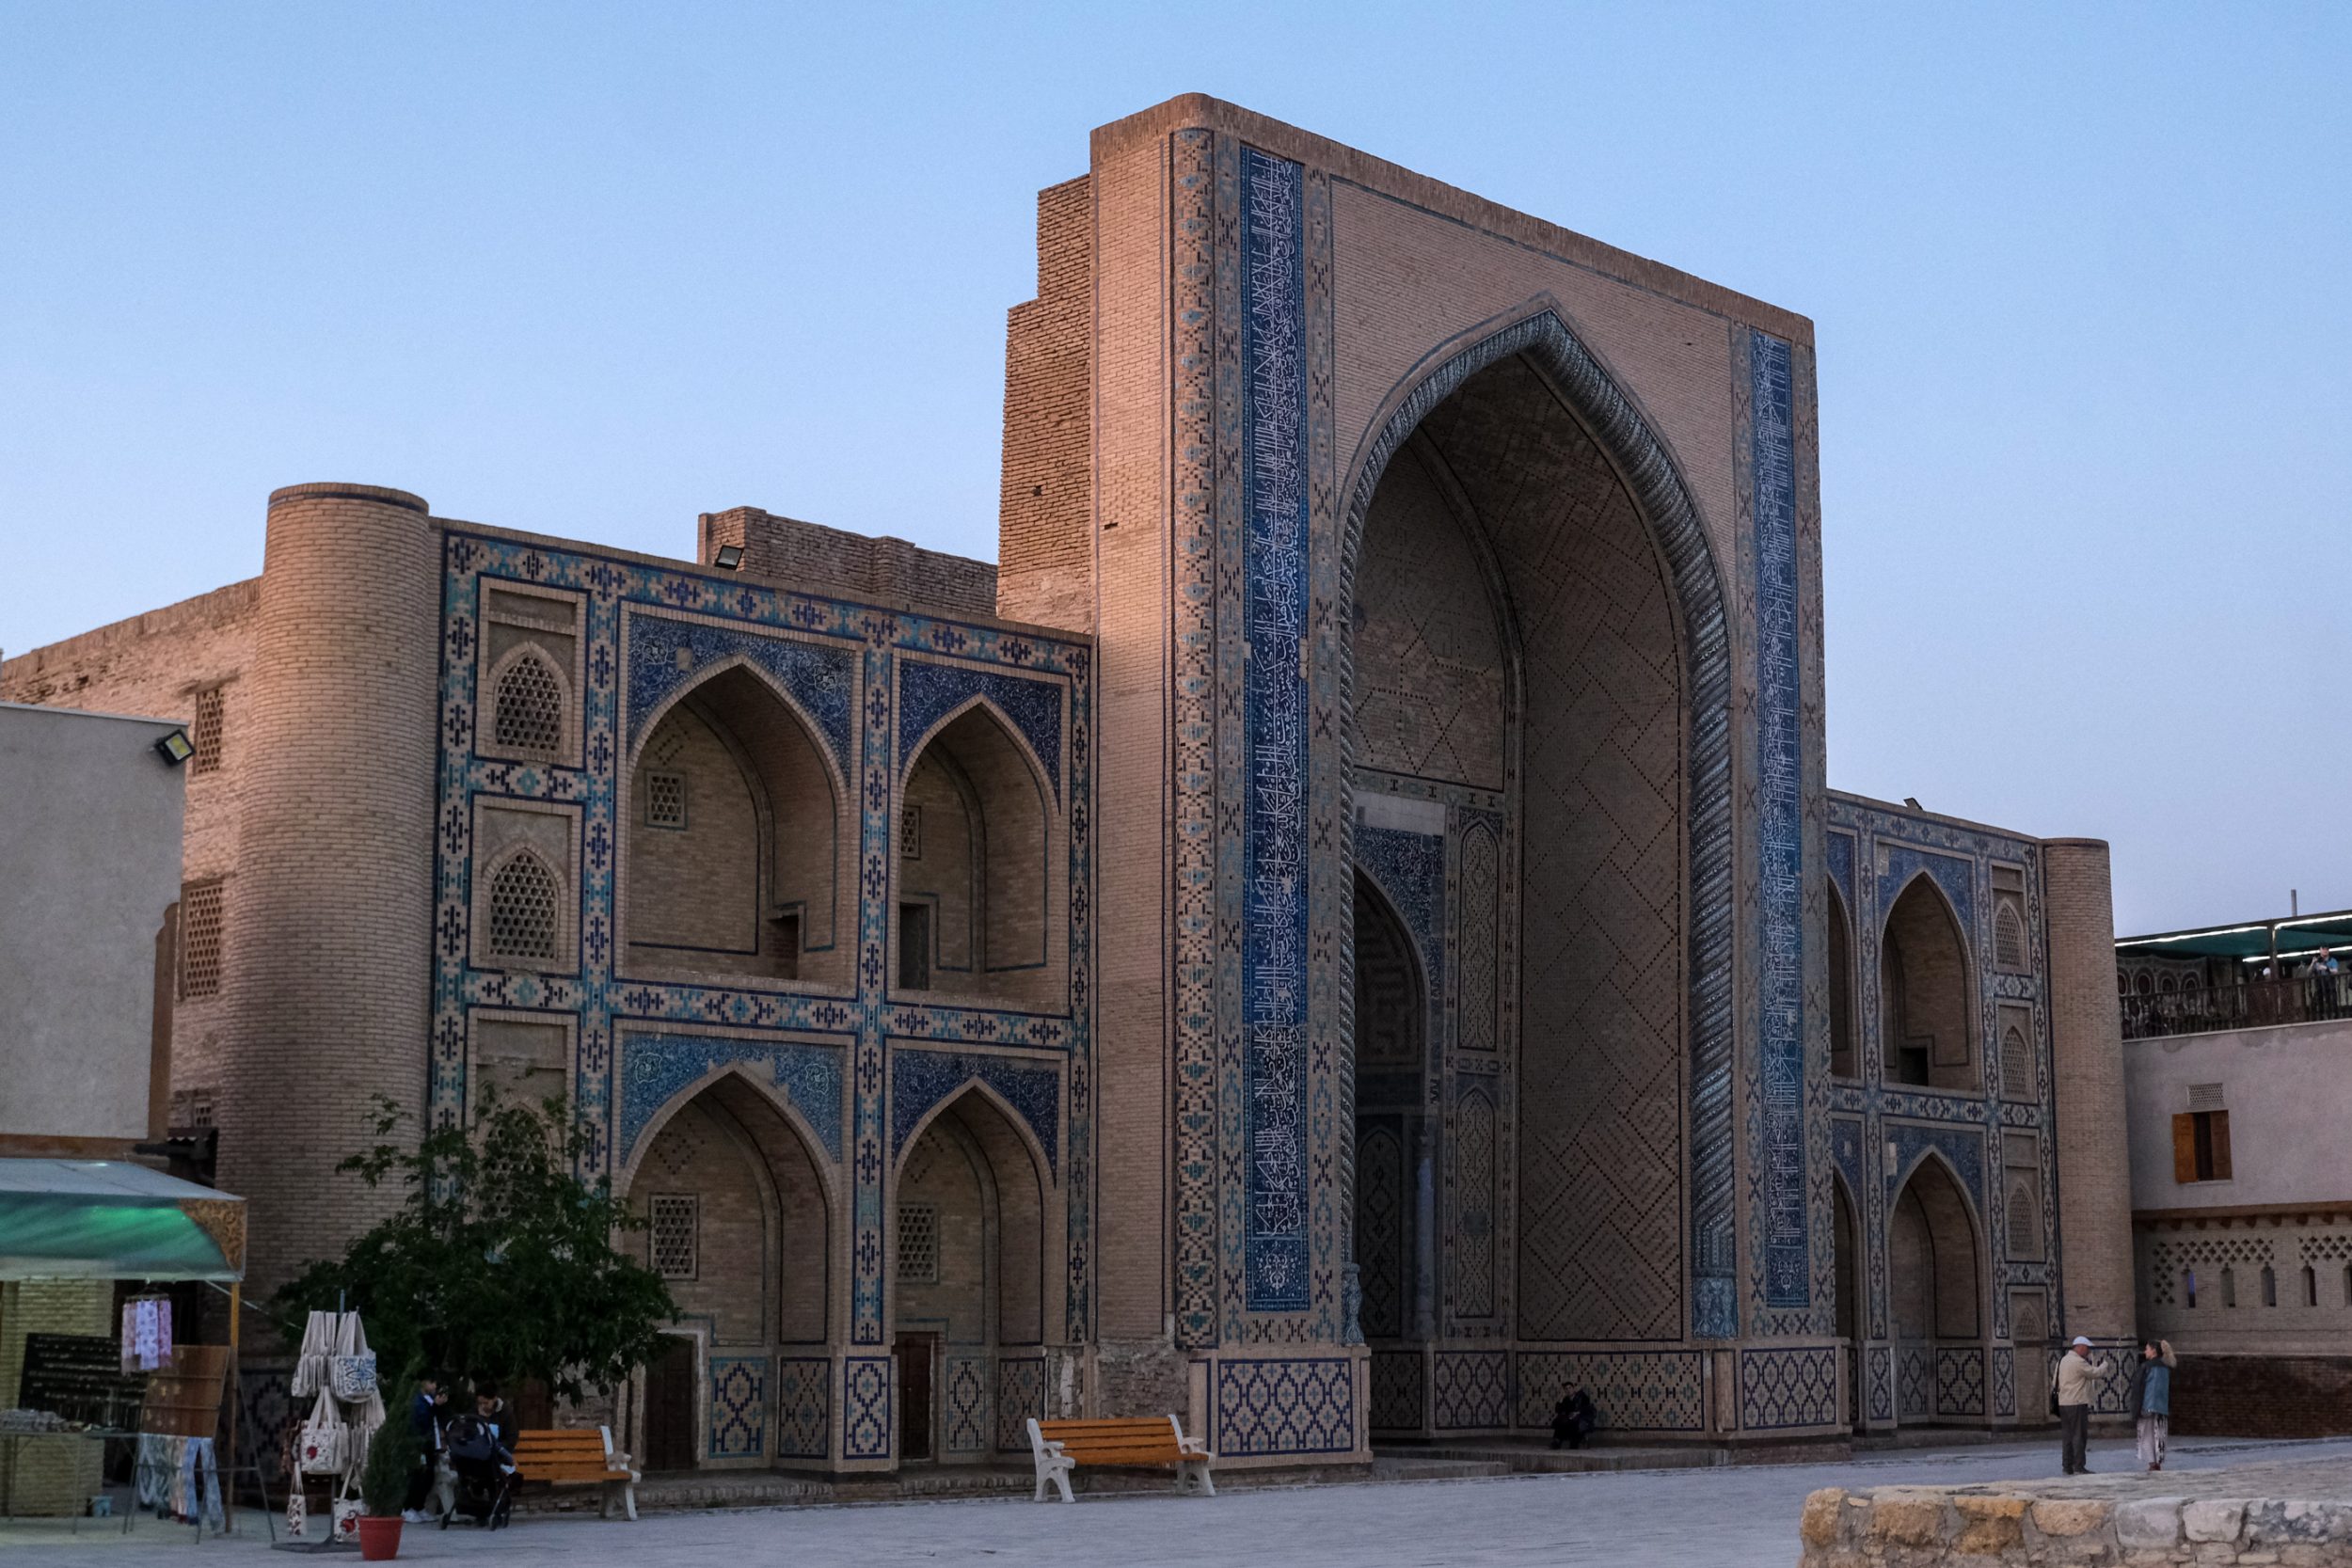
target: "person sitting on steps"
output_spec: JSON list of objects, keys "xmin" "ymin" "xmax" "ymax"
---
[{"xmin": 1550, "ymin": 1386, "xmax": 1597, "ymax": 1450}]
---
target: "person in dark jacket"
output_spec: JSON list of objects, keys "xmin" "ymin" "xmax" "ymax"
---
[
  {"xmin": 401, "ymin": 1372, "xmax": 449, "ymax": 1521},
  {"xmin": 2127, "ymin": 1339, "xmax": 2175, "ymax": 1472},
  {"xmin": 471, "ymin": 1382, "xmax": 519, "ymax": 1468},
  {"xmin": 1550, "ymin": 1387, "xmax": 1597, "ymax": 1450}
]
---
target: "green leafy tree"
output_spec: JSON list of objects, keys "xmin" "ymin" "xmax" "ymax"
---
[{"xmin": 273, "ymin": 1089, "xmax": 676, "ymax": 1404}]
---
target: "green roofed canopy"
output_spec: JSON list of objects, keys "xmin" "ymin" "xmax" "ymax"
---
[
  {"xmin": 2116, "ymin": 909, "xmax": 2352, "ymax": 967},
  {"xmin": 0, "ymin": 1160, "xmax": 245, "ymax": 1282}
]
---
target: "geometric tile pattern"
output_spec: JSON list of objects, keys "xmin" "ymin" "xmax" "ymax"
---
[
  {"xmin": 771, "ymin": 1357, "xmax": 829, "ymax": 1460},
  {"xmin": 1740, "ymin": 1346, "xmax": 1839, "ymax": 1431},
  {"xmin": 1212, "ymin": 1359, "xmax": 1356, "ymax": 1457},
  {"xmin": 1237, "ymin": 144, "xmax": 1312, "ymax": 1314},
  {"xmin": 1452, "ymin": 1087, "xmax": 1497, "ymax": 1320},
  {"xmin": 944, "ymin": 1354, "xmax": 988, "ymax": 1454},
  {"xmin": 428, "ymin": 531, "xmax": 1096, "ymax": 1375},
  {"xmin": 1991, "ymin": 1345, "xmax": 2016, "ymax": 1418},
  {"xmin": 618, "ymin": 1032, "xmax": 844, "ymax": 1166},
  {"xmin": 1935, "ymin": 1347, "xmax": 1986, "ymax": 1418},
  {"xmin": 1514, "ymin": 1351, "xmax": 1708, "ymax": 1433},
  {"xmin": 994, "ymin": 1356, "xmax": 1044, "ymax": 1454},
  {"xmin": 707, "ymin": 1354, "xmax": 767, "ymax": 1460},
  {"xmin": 888, "ymin": 1048, "xmax": 1060, "ymax": 1178},
  {"xmin": 1369, "ymin": 1350, "xmax": 1423, "ymax": 1433},
  {"xmin": 1899, "ymin": 1345, "xmax": 1931, "ymax": 1421},
  {"xmin": 843, "ymin": 1356, "xmax": 891, "ymax": 1460},
  {"xmin": 1432, "ymin": 1350, "xmax": 1510, "ymax": 1430},
  {"xmin": 1456, "ymin": 822, "xmax": 1500, "ymax": 1053},
  {"xmin": 896, "ymin": 658, "xmax": 1065, "ymax": 800},
  {"xmin": 1749, "ymin": 330, "xmax": 1808, "ymax": 1313}
]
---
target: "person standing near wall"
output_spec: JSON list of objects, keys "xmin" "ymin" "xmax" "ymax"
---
[
  {"xmin": 2129, "ymin": 1339, "xmax": 2175, "ymax": 1472},
  {"xmin": 2054, "ymin": 1336, "xmax": 2112, "ymax": 1475}
]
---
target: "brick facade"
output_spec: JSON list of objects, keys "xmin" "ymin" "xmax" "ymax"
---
[{"xmin": 0, "ymin": 94, "xmax": 2139, "ymax": 1472}]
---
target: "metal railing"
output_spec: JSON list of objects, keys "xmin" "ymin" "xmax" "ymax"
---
[{"xmin": 2122, "ymin": 973, "xmax": 2352, "ymax": 1040}]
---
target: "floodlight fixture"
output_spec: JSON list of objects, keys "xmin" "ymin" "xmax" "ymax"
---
[
  {"xmin": 153, "ymin": 728, "xmax": 195, "ymax": 767},
  {"xmin": 713, "ymin": 545, "xmax": 746, "ymax": 571}
]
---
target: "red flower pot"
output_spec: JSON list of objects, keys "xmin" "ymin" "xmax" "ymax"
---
[{"xmin": 356, "ymin": 1515, "xmax": 404, "ymax": 1561}]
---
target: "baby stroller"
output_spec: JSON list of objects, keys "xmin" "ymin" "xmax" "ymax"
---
[{"xmin": 440, "ymin": 1414, "xmax": 516, "ymax": 1529}]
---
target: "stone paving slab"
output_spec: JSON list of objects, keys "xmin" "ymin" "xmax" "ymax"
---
[{"xmin": 3, "ymin": 1435, "xmax": 2347, "ymax": 1567}]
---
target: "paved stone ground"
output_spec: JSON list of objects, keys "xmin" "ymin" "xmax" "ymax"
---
[{"xmin": 8, "ymin": 1435, "xmax": 2352, "ymax": 1566}]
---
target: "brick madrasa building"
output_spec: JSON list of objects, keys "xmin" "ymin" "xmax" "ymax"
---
[{"xmin": 2, "ymin": 97, "xmax": 2142, "ymax": 1469}]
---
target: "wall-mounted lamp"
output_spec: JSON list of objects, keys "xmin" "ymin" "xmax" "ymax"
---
[
  {"xmin": 712, "ymin": 545, "xmax": 745, "ymax": 571},
  {"xmin": 153, "ymin": 728, "xmax": 195, "ymax": 767}
]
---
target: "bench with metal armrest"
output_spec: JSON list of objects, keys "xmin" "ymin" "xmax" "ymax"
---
[
  {"xmin": 1025, "ymin": 1415, "xmax": 1215, "ymax": 1503},
  {"xmin": 510, "ymin": 1427, "xmax": 639, "ymax": 1521}
]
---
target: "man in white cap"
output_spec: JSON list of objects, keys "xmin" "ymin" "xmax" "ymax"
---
[{"xmin": 2053, "ymin": 1336, "xmax": 2112, "ymax": 1475}]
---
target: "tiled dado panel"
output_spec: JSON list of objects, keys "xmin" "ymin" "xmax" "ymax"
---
[
  {"xmin": 707, "ymin": 1354, "xmax": 768, "ymax": 1460},
  {"xmin": 772, "ymin": 1356, "xmax": 830, "ymax": 1460},
  {"xmin": 427, "ymin": 531, "xmax": 1095, "ymax": 1356},
  {"xmin": 1514, "ymin": 1351, "xmax": 1708, "ymax": 1433},
  {"xmin": 1739, "ymin": 1344, "xmax": 1839, "ymax": 1431},
  {"xmin": 1209, "ymin": 1357, "xmax": 1358, "ymax": 1457}
]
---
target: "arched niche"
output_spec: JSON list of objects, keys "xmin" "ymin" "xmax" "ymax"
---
[
  {"xmin": 625, "ymin": 1071, "xmax": 834, "ymax": 1469},
  {"xmin": 1886, "ymin": 1153, "xmax": 1985, "ymax": 1425},
  {"xmin": 1881, "ymin": 875, "xmax": 1979, "ymax": 1092},
  {"xmin": 1828, "ymin": 878, "xmax": 1858, "ymax": 1080},
  {"xmin": 1352, "ymin": 871, "xmax": 1430, "ymax": 1354},
  {"xmin": 624, "ymin": 662, "xmax": 847, "ymax": 986},
  {"xmin": 895, "ymin": 702, "xmax": 1057, "ymax": 1007},
  {"xmin": 893, "ymin": 1085, "xmax": 1051, "ymax": 1464},
  {"xmin": 1341, "ymin": 306, "xmax": 1725, "ymax": 1345}
]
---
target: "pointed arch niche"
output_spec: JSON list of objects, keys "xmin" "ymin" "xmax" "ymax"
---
[
  {"xmin": 1887, "ymin": 1153, "xmax": 1987, "ymax": 1426},
  {"xmin": 623, "ymin": 662, "xmax": 850, "ymax": 987},
  {"xmin": 893, "ymin": 701, "xmax": 1063, "ymax": 1009},
  {"xmin": 625, "ymin": 1071, "xmax": 834, "ymax": 1470},
  {"xmin": 893, "ymin": 1085, "xmax": 1055, "ymax": 1464},
  {"xmin": 1881, "ymin": 876, "xmax": 1979, "ymax": 1092}
]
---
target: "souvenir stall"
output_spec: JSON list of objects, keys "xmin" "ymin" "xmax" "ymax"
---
[
  {"xmin": 283, "ymin": 1307, "xmax": 384, "ymax": 1545},
  {"xmin": 0, "ymin": 1158, "xmax": 253, "ymax": 1534}
]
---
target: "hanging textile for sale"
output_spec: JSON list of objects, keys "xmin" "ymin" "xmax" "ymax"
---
[
  {"xmin": 135, "ymin": 1433, "xmax": 225, "ymax": 1530},
  {"xmin": 331, "ymin": 1311, "xmax": 385, "ymax": 1476},
  {"xmin": 119, "ymin": 1295, "xmax": 173, "ymax": 1372},
  {"xmin": 289, "ymin": 1309, "xmax": 336, "ymax": 1397}
]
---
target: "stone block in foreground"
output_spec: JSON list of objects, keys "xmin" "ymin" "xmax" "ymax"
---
[{"xmin": 1797, "ymin": 1456, "xmax": 2352, "ymax": 1565}]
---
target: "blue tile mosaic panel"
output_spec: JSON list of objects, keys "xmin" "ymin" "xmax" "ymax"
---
[
  {"xmin": 843, "ymin": 1355, "xmax": 892, "ymax": 1459},
  {"xmin": 1740, "ymin": 1346, "xmax": 1838, "ymax": 1431},
  {"xmin": 707, "ymin": 1354, "xmax": 768, "ymax": 1460},
  {"xmin": 1239, "ymin": 145, "xmax": 1311, "ymax": 1314},
  {"xmin": 1213, "ymin": 1357, "xmax": 1355, "ymax": 1456},
  {"xmin": 888, "ymin": 1049, "xmax": 1059, "ymax": 1178},
  {"xmin": 772, "ymin": 1356, "xmax": 830, "ymax": 1460},
  {"xmin": 897, "ymin": 659, "xmax": 1065, "ymax": 800},
  {"xmin": 994, "ymin": 1356, "xmax": 1044, "ymax": 1453},
  {"xmin": 1514, "ymin": 1351, "xmax": 1708, "ymax": 1433},
  {"xmin": 1751, "ymin": 330, "xmax": 1807, "ymax": 1313},
  {"xmin": 1432, "ymin": 1350, "xmax": 1510, "ymax": 1430},
  {"xmin": 617, "ymin": 1032, "xmax": 844, "ymax": 1166},
  {"xmin": 623, "ymin": 608, "xmax": 855, "ymax": 771},
  {"xmin": 944, "ymin": 1354, "xmax": 989, "ymax": 1453},
  {"xmin": 1355, "ymin": 823, "xmax": 1445, "ymax": 1049}
]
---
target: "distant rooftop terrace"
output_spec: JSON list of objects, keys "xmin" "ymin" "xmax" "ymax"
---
[{"xmin": 2116, "ymin": 908, "xmax": 2352, "ymax": 1040}]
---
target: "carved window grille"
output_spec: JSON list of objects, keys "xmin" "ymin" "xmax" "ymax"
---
[
  {"xmin": 897, "ymin": 1202, "xmax": 939, "ymax": 1284},
  {"xmin": 644, "ymin": 770, "xmax": 688, "ymax": 830},
  {"xmin": 493, "ymin": 650, "xmax": 565, "ymax": 757},
  {"xmin": 2001, "ymin": 1025, "xmax": 2033, "ymax": 1098},
  {"xmin": 1994, "ymin": 898, "xmax": 2026, "ymax": 973},
  {"xmin": 180, "ymin": 879, "xmax": 225, "ymax": 999},
  {"xmin": 2006, "ymin": 1179, "xmax": 2040, "ymax": 1259},
  {"xmin": 900, "ymin": 803, "xmax": 922, "ymax": 860},
  {"xmin": 486, "ymin": 851, "xmax": 561, "ymax": 965},
  {"xmin": 649, "ymin": 1195, "xmax": 698, "ymax": 1280},
  {"xmin": 190, "ymin": 685, "xmax": 225, "ymax": 774}
]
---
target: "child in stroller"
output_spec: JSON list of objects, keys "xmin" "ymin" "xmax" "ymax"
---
[{"xmin": 442, "ymin": 1385, "xmax": 520, "ymax": 1529}]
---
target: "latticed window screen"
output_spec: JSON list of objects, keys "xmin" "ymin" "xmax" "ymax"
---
[
  {"xmin": 900, "ymin": 803, "xmax": 922, "ymax": 860},
  {"xmin": 493, "ymin": 650, "xmax": 564, "ymax": 755},
  {"xmin": 180, "ymin": 879, "xmax": 225, "ymax": 999},
  {"xmin": 644, "ymin": 771, "xmax": 687, "ymax": 829},
  {"xmin": 2001, "ymin": 1026, "xmax": 2034, "ymax": 1095},
  {"xmin": 897, "ymin": 1202, "xmax": 939, "ymax": 1284},
  {"xmin": 190, "ymin": 686, "xmax": 225, "ymax": 774},
  {"xmin": 485, "ymin": 852, "xmax": 561, "ymax": 963},
  {"xmin": 649, "ymin": 1195, "xmax": 699, "ymax": 1280},
  {"xmin": 1994, "ymin": 898, "xmax": 2026, "ymax": 972}
]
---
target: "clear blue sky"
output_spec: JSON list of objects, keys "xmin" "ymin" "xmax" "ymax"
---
[{"xmin": 4, "ymin": 3, "xmax": 2345, "ymax": 933}]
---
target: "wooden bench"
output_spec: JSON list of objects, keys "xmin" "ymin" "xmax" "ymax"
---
[
  {"xmin": 511, "ymin": 1427, "xmax": 641, "ymax": 1521},
  {"xmin": 1025, "ymin": 1416, "xmax": 1215, "ymax": 1503}
]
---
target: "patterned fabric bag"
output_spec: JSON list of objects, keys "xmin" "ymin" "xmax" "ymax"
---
[
  {"xmin": 328, "ymin": 1313, "xmax": 378, "ymax": 1402},
  {"xmin": 297, "ymin": 1392, "xmax": 348, "ymax": 1477}
]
